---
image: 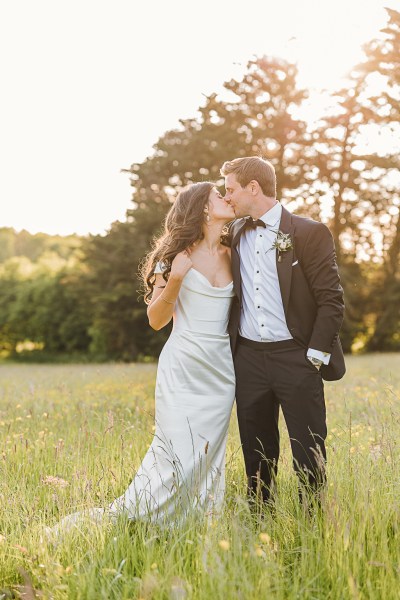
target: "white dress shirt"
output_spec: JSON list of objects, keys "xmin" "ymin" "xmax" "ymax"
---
[
  {"xmin": 238, "ymin": 202, "xmax": 292, "ymax": 342},
  {"xmin": 237, "ymin": 202, "xmax": 331, "ymax": 364}
]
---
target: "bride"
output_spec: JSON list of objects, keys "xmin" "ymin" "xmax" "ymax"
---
[{"xmin": 47, "ymin": 181, "xmax": 236, "ymax": 537}]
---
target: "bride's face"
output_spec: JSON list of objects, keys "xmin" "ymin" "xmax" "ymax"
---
[{"xmin": 207, "ymin": 188, "xmax": 235, "ymax": 223}]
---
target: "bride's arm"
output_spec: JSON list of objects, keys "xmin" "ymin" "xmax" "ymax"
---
[
  {"xmin": 147, "ymin": 273, "xmax": 183, "ymax": 330},
  {"xmin": 147, "ymin": 251, "xmax": 192, "ymax": 330}
]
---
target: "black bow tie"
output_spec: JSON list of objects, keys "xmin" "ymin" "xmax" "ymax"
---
[{"xmin": 245, "ymin": 218, "xmax": 267, "ymax": 230}]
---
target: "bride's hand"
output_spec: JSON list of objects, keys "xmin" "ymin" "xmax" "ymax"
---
[{"xmin": 170, "ymin": 249, "xmax": 193, "ymax": 280}]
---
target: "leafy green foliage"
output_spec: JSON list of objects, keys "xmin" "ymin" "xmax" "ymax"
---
[{"xmin": 1, "ymin": 10, "xmax": 399, "ymax": 358}]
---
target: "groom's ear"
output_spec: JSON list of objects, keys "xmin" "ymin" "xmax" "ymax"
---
[{"xmin": 249, "ymin": 180, "xmax": 261, "ymax": 195}]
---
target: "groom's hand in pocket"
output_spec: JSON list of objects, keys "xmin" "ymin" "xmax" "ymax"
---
[{"xmin": 307, "ymin": 356, "xmax": 323, "ymax": 371}]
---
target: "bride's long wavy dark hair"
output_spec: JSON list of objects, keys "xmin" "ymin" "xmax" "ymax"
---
[{"xmin": 140, "ymin": 182, "xmax": 216, "ymax": 304}]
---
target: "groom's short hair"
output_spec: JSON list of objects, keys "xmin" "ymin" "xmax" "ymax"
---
[{"xmin": 220, "ymin": 156, "xmax": 276, "ymax": 197}]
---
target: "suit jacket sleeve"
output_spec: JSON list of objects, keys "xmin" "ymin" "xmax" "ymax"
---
[{"xmin": 300, "ymin": 222, "xmax": 345, "ymax": 352}]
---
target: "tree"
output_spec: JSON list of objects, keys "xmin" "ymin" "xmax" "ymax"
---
[
  {"xmin": 126, "ymin": 57, "xmax": 309, "ymax": 200},
  {"xmin": 357, "ymin": 8, "xmax": 400, "ymax": 350},
  {"xmin": 0, "ymin": 247, "xmax": 91, "ymax": 357},
  {"xmin": 81, "ymin": 218, "xmax": 169, "ymax": 361}
]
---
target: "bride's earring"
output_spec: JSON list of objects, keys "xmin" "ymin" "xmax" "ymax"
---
[{"xmin": 204, "ymin": 209, "xmax": 210, "ymax": 223}]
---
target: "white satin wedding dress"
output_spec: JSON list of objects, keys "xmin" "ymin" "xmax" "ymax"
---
[{"xmin": 48, "ymin": 266, "xmax": 235, "ymax": 537}]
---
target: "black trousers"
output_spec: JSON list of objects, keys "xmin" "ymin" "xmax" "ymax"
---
[{"xmin": 234, "ymin": 337, "xmax": 327, "ymax": 503}]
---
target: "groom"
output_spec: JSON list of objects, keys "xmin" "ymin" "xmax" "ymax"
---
[{"xmin": 222, "ymin": 156, "xmax": 345, "ymax": 506}]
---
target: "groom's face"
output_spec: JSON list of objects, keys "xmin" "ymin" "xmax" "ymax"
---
[{"xmin": 224, "ymin": 173, "xmax": 252, "ymax": 218}]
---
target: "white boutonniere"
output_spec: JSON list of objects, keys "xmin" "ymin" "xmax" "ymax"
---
[{"xmin": 271, "ymin": 230, "xmax": 293, "ymax": 262}]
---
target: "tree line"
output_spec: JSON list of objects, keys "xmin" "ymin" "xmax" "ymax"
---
[{"xmin": 0, "ymin": 8, "xmax": 399, "ymax": 361}]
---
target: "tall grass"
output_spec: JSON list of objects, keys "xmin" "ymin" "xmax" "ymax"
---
[{"xmin": 0, "ymin": 355, "xmax": 399, "ymax": 599}]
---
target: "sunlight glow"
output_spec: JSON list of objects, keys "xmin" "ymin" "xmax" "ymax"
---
[{"xmin": 0, "ymin": 0, "xmax": 399, "ymax": 235}]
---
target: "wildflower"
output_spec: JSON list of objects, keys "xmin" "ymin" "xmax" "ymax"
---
[
  {"xmin": 259, "ymin": 532, "xmax": 271, "ymax": 544},
  {"xmin": 41, "ymin": 475, "xmax": 69, "ymax": 488},
  {"xmin": 370, "ymin": 445, "xmax": 382, "ymax": 461},
  {"xmin": 140, "ymin": 573, "xmax": 158, "ymax": 597},
  {"xmin": 170, "ymin": 576, "xmax": 188, "ymax": 599},
  {"xmin": 102, "ymin": 568, "xmax": 118, "ymax": 575},
  {"xmin": 218, "ymin": 540, "xmax": 230, "ymax": 551}
]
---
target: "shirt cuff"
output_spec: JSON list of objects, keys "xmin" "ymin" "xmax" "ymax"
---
[{"xmin": 307, "ymin": 348, "xmax": 331, "ymax": 365}]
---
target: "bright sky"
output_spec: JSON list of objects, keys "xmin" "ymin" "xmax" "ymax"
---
[{"xmin": 1, "ymin": 0, "xmax": 398, "ymax": 236}]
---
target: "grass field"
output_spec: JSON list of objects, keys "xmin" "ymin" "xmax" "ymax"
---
[{"xmin": 0, "ymin": 354, "xmax": 399, "ymax": 599}]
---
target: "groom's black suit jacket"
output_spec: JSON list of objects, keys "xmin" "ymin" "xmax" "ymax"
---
[{"xmin": 228, "ymin": 206, "xmax": 346, "ymax": 381}]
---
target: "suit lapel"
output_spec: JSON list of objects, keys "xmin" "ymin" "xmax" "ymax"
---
[
  {"xmin": 231, "ymin": 218, "xmax": 248, "ymax": 247},
  {"xmin": 230, "ymin": 219, "xmax": 247, "ymax": 301},
  {"xmin": 230, "ymin": 209, "xmax": 295, "ymax": 313},
  {"xmin": 276, "ymin": 207, "xmax": 294, "ymax": 316}
]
